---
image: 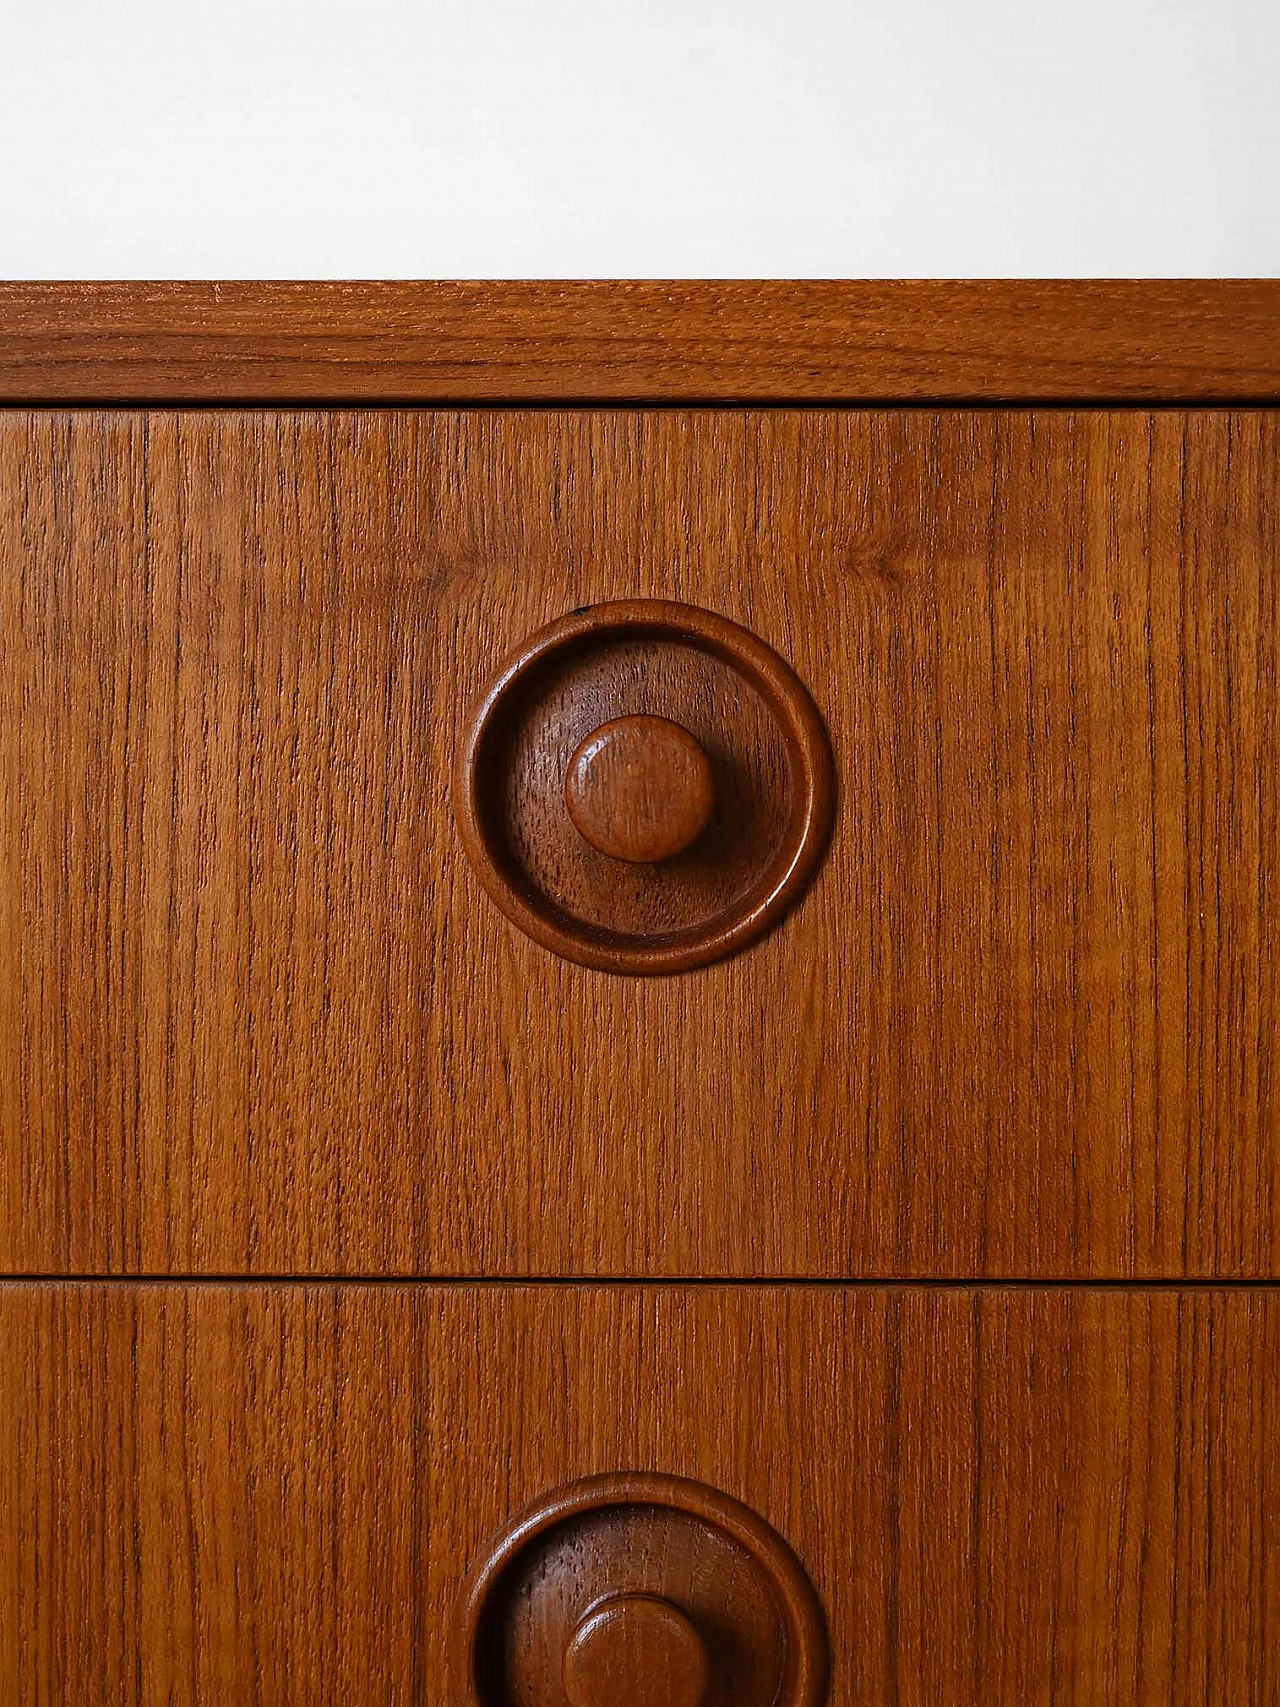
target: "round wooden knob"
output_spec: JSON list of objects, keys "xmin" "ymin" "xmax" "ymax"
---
[
  {"xmin": 563, "ymin": 1595, "xmax": 709, "ymax": 1707},
  {"xmin": 455, "ymin": 1472, "xmax": 829, "ymax": 1707},
  {"xmin": 455, "ymin": 601, "xmax": 836, "ymax": 974},
  {"xmin": 565, "ymin": 715, "xmax": 714, "ymax": 863}
]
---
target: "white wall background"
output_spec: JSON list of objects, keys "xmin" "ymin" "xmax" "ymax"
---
[{"xmin": 1, "ymin": 0, "xmax": 1277, "ymax": 278}]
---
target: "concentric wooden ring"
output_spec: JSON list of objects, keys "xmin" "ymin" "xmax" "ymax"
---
[
  {"xmin": 454, "ymin": 600, "xmax": 834, "ymax": 974},
  {"xmin": 452, "ymin": 1472, "xmax": 830, "ymax": 1707}
]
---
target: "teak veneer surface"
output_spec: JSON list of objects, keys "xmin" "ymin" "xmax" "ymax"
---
[
  {"xmin": 1, "ymin": 280, "xmax": 1279, "ymax": 402},
  {"xmin": 2, "ymin": 407, "xmax": 1276, "ymax": 1277},
  {"xmin": 2, "ymin": 290, "xmax": 1277, "ymax": 1705},
  {"xmin": 1, "ymin": 1282, "xmax": 1275, "ymax": 1707}
]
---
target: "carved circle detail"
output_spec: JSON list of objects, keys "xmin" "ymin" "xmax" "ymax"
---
[
  {"xmin": 454, "ymin": 601, "xmax": 835, "ymax": 974},
  {"xmin": 453, "ymin": 1472, "xmax": 829, "ymax": 1707}
]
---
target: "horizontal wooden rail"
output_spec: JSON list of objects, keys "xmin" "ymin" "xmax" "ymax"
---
[{"xmin": 1, "ymin": 279, "xmax": 1278, "ymax": 402}]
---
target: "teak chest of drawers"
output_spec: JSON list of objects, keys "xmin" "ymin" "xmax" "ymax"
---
[{"xmin": 1, "ymin": 280, "xmax": 1278, "ymax": 1704}]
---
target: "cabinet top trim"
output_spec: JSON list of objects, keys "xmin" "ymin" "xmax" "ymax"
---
[{"xmin": 1, "ymin": 280, "xmax": 1278, "ymax": 404}]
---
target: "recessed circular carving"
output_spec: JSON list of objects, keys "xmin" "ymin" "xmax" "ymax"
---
[
  {"xmin": 565, "ymin": 715, "xmax": 715, "ymax": 864},
  {"xmin": 453, "ymin": 1472, "xmax": 829, "ymax": 1707},
  {"xmin": 454, "ymin": 601, "xmax": 835, "ymax": 974}
]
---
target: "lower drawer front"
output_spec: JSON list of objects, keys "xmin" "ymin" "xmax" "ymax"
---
[{"xmin": 2, "ymin": 1284, "xmax": 1276, "ymax": 1705}]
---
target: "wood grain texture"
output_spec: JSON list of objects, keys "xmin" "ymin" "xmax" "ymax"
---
[
  {"xmin": 1, "ymin": 281, "xmax": 1279, "ymax": 402},
  {"xmin": 1, "ymin": 1282, "xmax": 1276, "ymax": 1705},
  {"xmin": 2, "ymin": 409, "xmax": 1277, "ymax": 1278}
]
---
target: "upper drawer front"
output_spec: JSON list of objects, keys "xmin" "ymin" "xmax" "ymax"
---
[{"xmin": 2, "ymin": 409, "xmax": 1276, "ymax": 1277}]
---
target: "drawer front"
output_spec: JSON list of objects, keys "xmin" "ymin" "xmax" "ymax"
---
[
  {"xmin": 2, "ymin": 1281, "xmax": 1277, "ymax": 1705},
  {"xmin": 2, "ymin": 409, "xmax": 1277, "ymax": 1278}
]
